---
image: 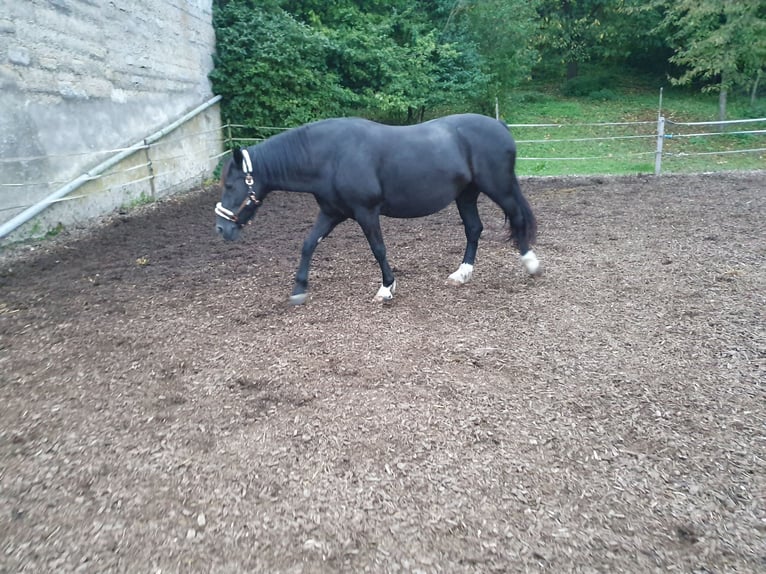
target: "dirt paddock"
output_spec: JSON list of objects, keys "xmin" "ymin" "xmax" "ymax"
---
[{"xmin": 1, "ymin": 172, "xmax": 764, "ymax": 573}]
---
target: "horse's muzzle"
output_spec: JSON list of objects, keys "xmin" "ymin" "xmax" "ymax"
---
[{"xmin": 216, "ymin": 216, "xmax": 241, "ymax": 241}]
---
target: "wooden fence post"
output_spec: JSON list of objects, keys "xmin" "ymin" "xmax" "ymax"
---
[
  {"xmin": 143, "ymin": 139, "xmax": 156, "ymax": 197},
  {"xmin": 654, "ymin": 115, "xmax": 665, "ymax": 176}
]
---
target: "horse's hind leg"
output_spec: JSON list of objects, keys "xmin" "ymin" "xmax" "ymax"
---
[
  {"xmin": 290, "ymin": 210, "xmax": 345, "ymax": 304},
  {"xmin": 502, "ymin": 198, "xmax": 540, "ymax": 275},
  {"xmin": 448, "ymin": 187, "xmax": 482, "ymax": 285},
  {"xmin": 508, "ymin": 179, "xmax": 540, "ymax": 275},
  {"xmin": 485, "ymin": 175, "xmax": 541, "ymax": 276}
]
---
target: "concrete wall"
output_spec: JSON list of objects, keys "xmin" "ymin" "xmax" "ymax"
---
[{"xmin": 0, "ymin": 0, "xmax": 222, "ymax": 244}]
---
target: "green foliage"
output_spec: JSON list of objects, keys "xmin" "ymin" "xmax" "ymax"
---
[
  {"xmin": 210, "ymin": 2, "xmax": 356, "ymax": 132},
  {"xmin": 210, "ymin": 0, "xmax": 496, "ymax": 126},
  {"xmin": 46, "ymin": 223, "xmax": 65, "ymax": 238},
  {"xmin": 534, "ymin": 0, "xmax": 677, "ymax": 82},
  {"xmin": 561, "ymin": 73, "xmax": 617, "ymax": 97},
  {"xmin": 121, "ymin": 191, "xmax": 154, "ymax": 212},
  {"xmin": 535, "ymin": 0, "xmax": 621, "ymax": 76},
  {"xmin": 648, "ymin": 0, "xmax": 766, "ymax": 94},
  {"xmin": 324, "ymin": 10, "xmax": 449, "ymax": 122},
  {"xmin": 746, "ymin": 99, "xmax": 766, "ymax": 119},
  {"xmin": 24, "ymin": 221, "xmax": 64, "ymax": 242},
  {"xmin": 210, "ymin": 0, "xmax": 763, "ymax": 134},
  {"xmin": 588, "ymin": 88, "xmax": 617, "ymax": 101},
  {"xmin": 513, "ymin": 91, "xmax": 555, "ymax": 104},
  {"xmin": 447, "ymin": 0, "xmax": 540, "ymax": 93}
]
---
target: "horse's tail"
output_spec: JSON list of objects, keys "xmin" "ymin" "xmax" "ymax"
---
[
  {"xmin": 506, "ymin": 166, "xmax": 537, "ymax": 248},
  {"xmin": 495, "ymin": 119, "xmax": 537, "ymax": 248}
]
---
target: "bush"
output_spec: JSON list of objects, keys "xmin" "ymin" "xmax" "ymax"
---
[
  {"xmin": 210, "ymin": 1, "xmax": 493, "ymax": 127},
  {"xmin": 210, "ymin": 3, "xmax": 359, "ymax": 132},
  {"xmin": 588, "ymin": 88, "xmax": 618, "ymax": 101},
  {"xmin": 745, "ymin": 100, "xmax": 766, "ymax": 119},
  {"xmin": 513, "ymin": 91, "xmax": 554, "ymax": 104},
  {"xmin": 562, "ymin": 74, "xmax": 616, "ymax": 97}
]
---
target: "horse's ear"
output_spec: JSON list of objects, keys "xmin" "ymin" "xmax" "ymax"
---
[{"xmin": 232, "ymin": 147, "xmax": 243, "ymax": 167}]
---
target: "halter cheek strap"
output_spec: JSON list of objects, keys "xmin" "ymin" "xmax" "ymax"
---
[
  {"xmin": 241, "ymin": 149, "xmax": 253, "ymax": 174},
  {"xmin": 241, "ymin": 148, "xmax": 256, "ymax": 189}
]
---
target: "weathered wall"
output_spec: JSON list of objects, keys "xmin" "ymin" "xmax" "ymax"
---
[{"xmin": 0, "ymin": 0, "xmax": 221, "ymax": 243}]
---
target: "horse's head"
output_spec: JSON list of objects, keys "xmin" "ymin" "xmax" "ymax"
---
[{"xmin": 215, "ymin": 147, "xmax": 263, "ymax": 241}]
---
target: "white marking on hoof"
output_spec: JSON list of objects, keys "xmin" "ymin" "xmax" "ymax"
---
[
  {"xmin": 448, "ymin": 263, "xmax": 474, "ymax": 285},
  {"xmin": 373, "ymin": 281, "xmax": 396, "ymax": 302},
  {"xmin": 289, "ymin": 293, "xmax": 308, "ymax": 305},
  {"xmin": 521, "ymin": 250, "xmax": 541, "ymax": 275}
]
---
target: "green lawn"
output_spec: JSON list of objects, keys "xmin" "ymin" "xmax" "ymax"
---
[{"xmin": 501, "ymin": 87, "xmax": 766, "ymax": 176}]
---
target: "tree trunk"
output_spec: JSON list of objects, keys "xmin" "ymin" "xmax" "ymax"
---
[
  {"xmin": 566, "ymin": 61, "xmax": 578, "ymax": 80},
  {"xmin": 752, "ymin": 69, "xmax": 762, "ymax": 105},
  {"xmin": 718, "ymin": 88, "xmax": 727, "ymax": 121},
  {"xmin": 718, "ymin": 72, "xmax": 727, "ymax": 132}
]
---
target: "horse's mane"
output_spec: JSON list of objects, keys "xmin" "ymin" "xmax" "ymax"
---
[{"xmin": 252, "ymin": 125, "xmax": 314, "ymax": 184}]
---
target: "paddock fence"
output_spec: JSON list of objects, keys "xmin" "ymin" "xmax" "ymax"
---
[
  {"xmin": 508, "ymin": 116, "xmax": 765, "ymax": 176},
  {"xmin": 224, "ymin": 115, "xmax": 766, "ymax": 177},
  {"xmin": 1, "ymin": 110, "xmax": 764, "ymax": 244}
]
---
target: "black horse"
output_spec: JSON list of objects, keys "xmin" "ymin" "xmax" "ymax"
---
[{"xmin": 215, "ymin": 113, "xmax": 540, "ymax": 304}]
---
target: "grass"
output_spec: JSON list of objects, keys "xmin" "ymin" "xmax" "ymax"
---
[
  {"xmin": 25, "ymin": 221, "xmax": 64, "ymax": 239},
  {"xmin": 502, "ymin": 85, "xmax": 766, "ymax": 177},
  {"xmin": 121, "ymin": 191, "xmax": 154, "ymax": 211}
]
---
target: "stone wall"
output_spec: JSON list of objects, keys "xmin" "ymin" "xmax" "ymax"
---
[{"xmin": 0, "ymin": 0, "xmax": 221, "ymax": 243}]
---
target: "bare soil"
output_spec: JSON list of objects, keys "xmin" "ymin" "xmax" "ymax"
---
[{"xmin": 1, "ymin": 172, "xmax": 764, "ymax": 573}]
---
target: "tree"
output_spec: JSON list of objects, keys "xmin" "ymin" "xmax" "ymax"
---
[
  {"xmin": 209, "ymin": 1, "xmax": 358, "ymax": 131},
  {"xmin": 536, "ymin": 0, "xmax": 622, "ymax": 79},
  {"xmin": 310, "ymin": 1, "xmax": 493, "ymax": 121},
  {"xmin": 445, "ymin": 0, "xmax": 540, "ymax": 92},
  {"xmin": 653, "ymin": 0, "xmax": 766, "ymax": 120},
  {"xmin": 211, "ymin": 0, "xmax": 497, "ymax": 126}
]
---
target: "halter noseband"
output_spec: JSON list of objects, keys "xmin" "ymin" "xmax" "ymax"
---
[{"xmin": 215, "ymin": 149, "xmax": 262, "ymax": 226}]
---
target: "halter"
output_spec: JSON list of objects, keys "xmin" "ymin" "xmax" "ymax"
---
[{"xmin": 215, "ymin": 149, "xmax": 262, "ymax": 226}]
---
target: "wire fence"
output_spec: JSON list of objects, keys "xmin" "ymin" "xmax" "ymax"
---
[
  {"xmin": 0, "ymin": 130, "xmax": 228, "ymax": 190},
  {"xmin": 2, "ymin": 115, "xmax": 765, "ymax": 217},
  {"xmin": 222, "ymin": 116, "xmax": 765, "ymax": 176},
  {"xmin": 506, "ymin": 116, "xmax": 766, "ymax": 175},
  {"xmin": 658, "ymin": 117, "xmax": 766, "ymax": 173}
]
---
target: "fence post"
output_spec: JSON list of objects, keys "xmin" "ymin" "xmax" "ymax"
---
[
  {"xmin": 225, "ymin": 119, "xmax": 233, "ymax": 150},
  {"xmin": 143, "ymin": 139, "xmax": 156, "ymax": 198},
  {"xmin": 654, "ymin": 115, "xmax": 665, "ymax": 176}
]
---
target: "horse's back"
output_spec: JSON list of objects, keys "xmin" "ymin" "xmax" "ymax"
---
[
  {"xmin": 309, "ymin": 114, "xmax": 513, "ymax": 160},
  {"xmin": 306, "ymin": 114, "xmax": 516, "ymax": 218},
  {"xmin": 436, "ymin": 113, "xmax": 516, "ymax": 154}
]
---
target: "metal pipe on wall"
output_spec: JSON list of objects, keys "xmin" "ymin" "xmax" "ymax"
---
[{"xmin": 0, "ymin": 95, "xmax": 222, "ymax": 241}]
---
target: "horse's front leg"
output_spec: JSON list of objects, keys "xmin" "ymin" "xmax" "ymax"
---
[
  {"xmin": 355, "ymin": 209, "xmax": 396, "ymax": 302},
  {"xmin": 290, "ymin": 211, "xmax": 345, "ymax": 305}
]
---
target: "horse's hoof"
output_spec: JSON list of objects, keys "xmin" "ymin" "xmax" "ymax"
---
[
  {"xmin": 447, "ymin": 263, "xmax": 473, "ymax": 285},
  {"xmin": 289, "ymin": 293, "xmax": 308, "ymax": 305},
  {"xmin": 521, "ymin": 250, "xmax": 540, "ymax": 275},
  {"xmin": 373, "ymin": 281, "xmax": 396, "ymax": 302}
]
